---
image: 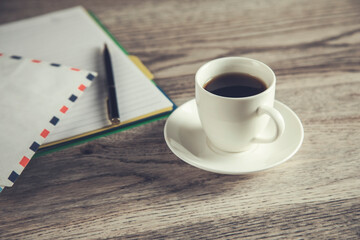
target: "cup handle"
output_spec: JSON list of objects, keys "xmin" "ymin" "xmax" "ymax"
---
[{"xmin": 252, "ymin": 105, "xmax": 285, "ymax": 143}]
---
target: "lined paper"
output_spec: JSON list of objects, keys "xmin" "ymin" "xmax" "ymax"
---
[{"xmin": 0, "ymin": 6, "xmax": 173, "ymax": 144}]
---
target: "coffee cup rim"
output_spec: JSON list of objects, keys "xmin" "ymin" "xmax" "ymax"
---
[{"xmin": 195, "ymin": 57, "xmax": 276, "ymax": 100}]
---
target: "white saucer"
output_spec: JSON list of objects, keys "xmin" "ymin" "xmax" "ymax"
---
[{"xmin": 164, "ymin": 99, "xmax": 304, "ymax": 174}]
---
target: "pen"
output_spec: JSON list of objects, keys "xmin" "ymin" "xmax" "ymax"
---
[{"xmin": 103, "ymin": 43, "xmax": 120, "ymax": 125}]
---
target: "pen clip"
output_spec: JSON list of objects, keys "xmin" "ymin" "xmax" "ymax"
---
[{"xmin": 106, "ymin": 98, "xmax": 120, "ymax": 125}]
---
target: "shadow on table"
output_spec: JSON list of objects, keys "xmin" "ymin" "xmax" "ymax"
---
[{"xmin": 1, "ymin": 120, "xmax": 264, "ymax": 203}]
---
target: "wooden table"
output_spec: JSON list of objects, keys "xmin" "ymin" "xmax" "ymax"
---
[{"xmin": 1, "ymin": 0, "xmax": 359, "ymax": 239}]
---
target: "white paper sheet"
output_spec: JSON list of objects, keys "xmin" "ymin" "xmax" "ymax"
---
[
  {"xmin": 0, "ymin": 6, "xmax": 173, "ymax": 144},
  {"xmin": 0, "ymin": 53, "xmax": 96, "ymax": 187}
]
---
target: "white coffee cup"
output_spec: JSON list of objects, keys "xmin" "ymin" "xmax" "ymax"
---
[{"xmin": 195, "ymin": 57, "xmax": 285, "ymax": 152}]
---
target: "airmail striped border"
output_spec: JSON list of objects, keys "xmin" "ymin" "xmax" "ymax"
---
[{"xmin": 0, "ymin": 53, "xmax": 96, "ymax": 187}]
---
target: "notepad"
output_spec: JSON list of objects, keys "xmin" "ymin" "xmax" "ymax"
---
[
  {"xmin": 0, "ymin": 6, "xmax": 174, "ymax": 151},
  {"xmin": 0, "ymin": 53, "xmax": 96, "ymax": 188}
]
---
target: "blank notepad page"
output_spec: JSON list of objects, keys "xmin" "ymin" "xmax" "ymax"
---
[{"xmin": 0, "ymin": 6, "xmax": 173, "ymax": 144}]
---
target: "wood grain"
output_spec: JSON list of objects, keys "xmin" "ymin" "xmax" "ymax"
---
[{"xmin": 0, "ymin": 0, "xmax": 359, "ymax": 239}]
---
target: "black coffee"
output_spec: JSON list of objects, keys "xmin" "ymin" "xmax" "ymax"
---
[{"xmin": 204, "ymin": 72, "xmax": 267, "ymax": 98}]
